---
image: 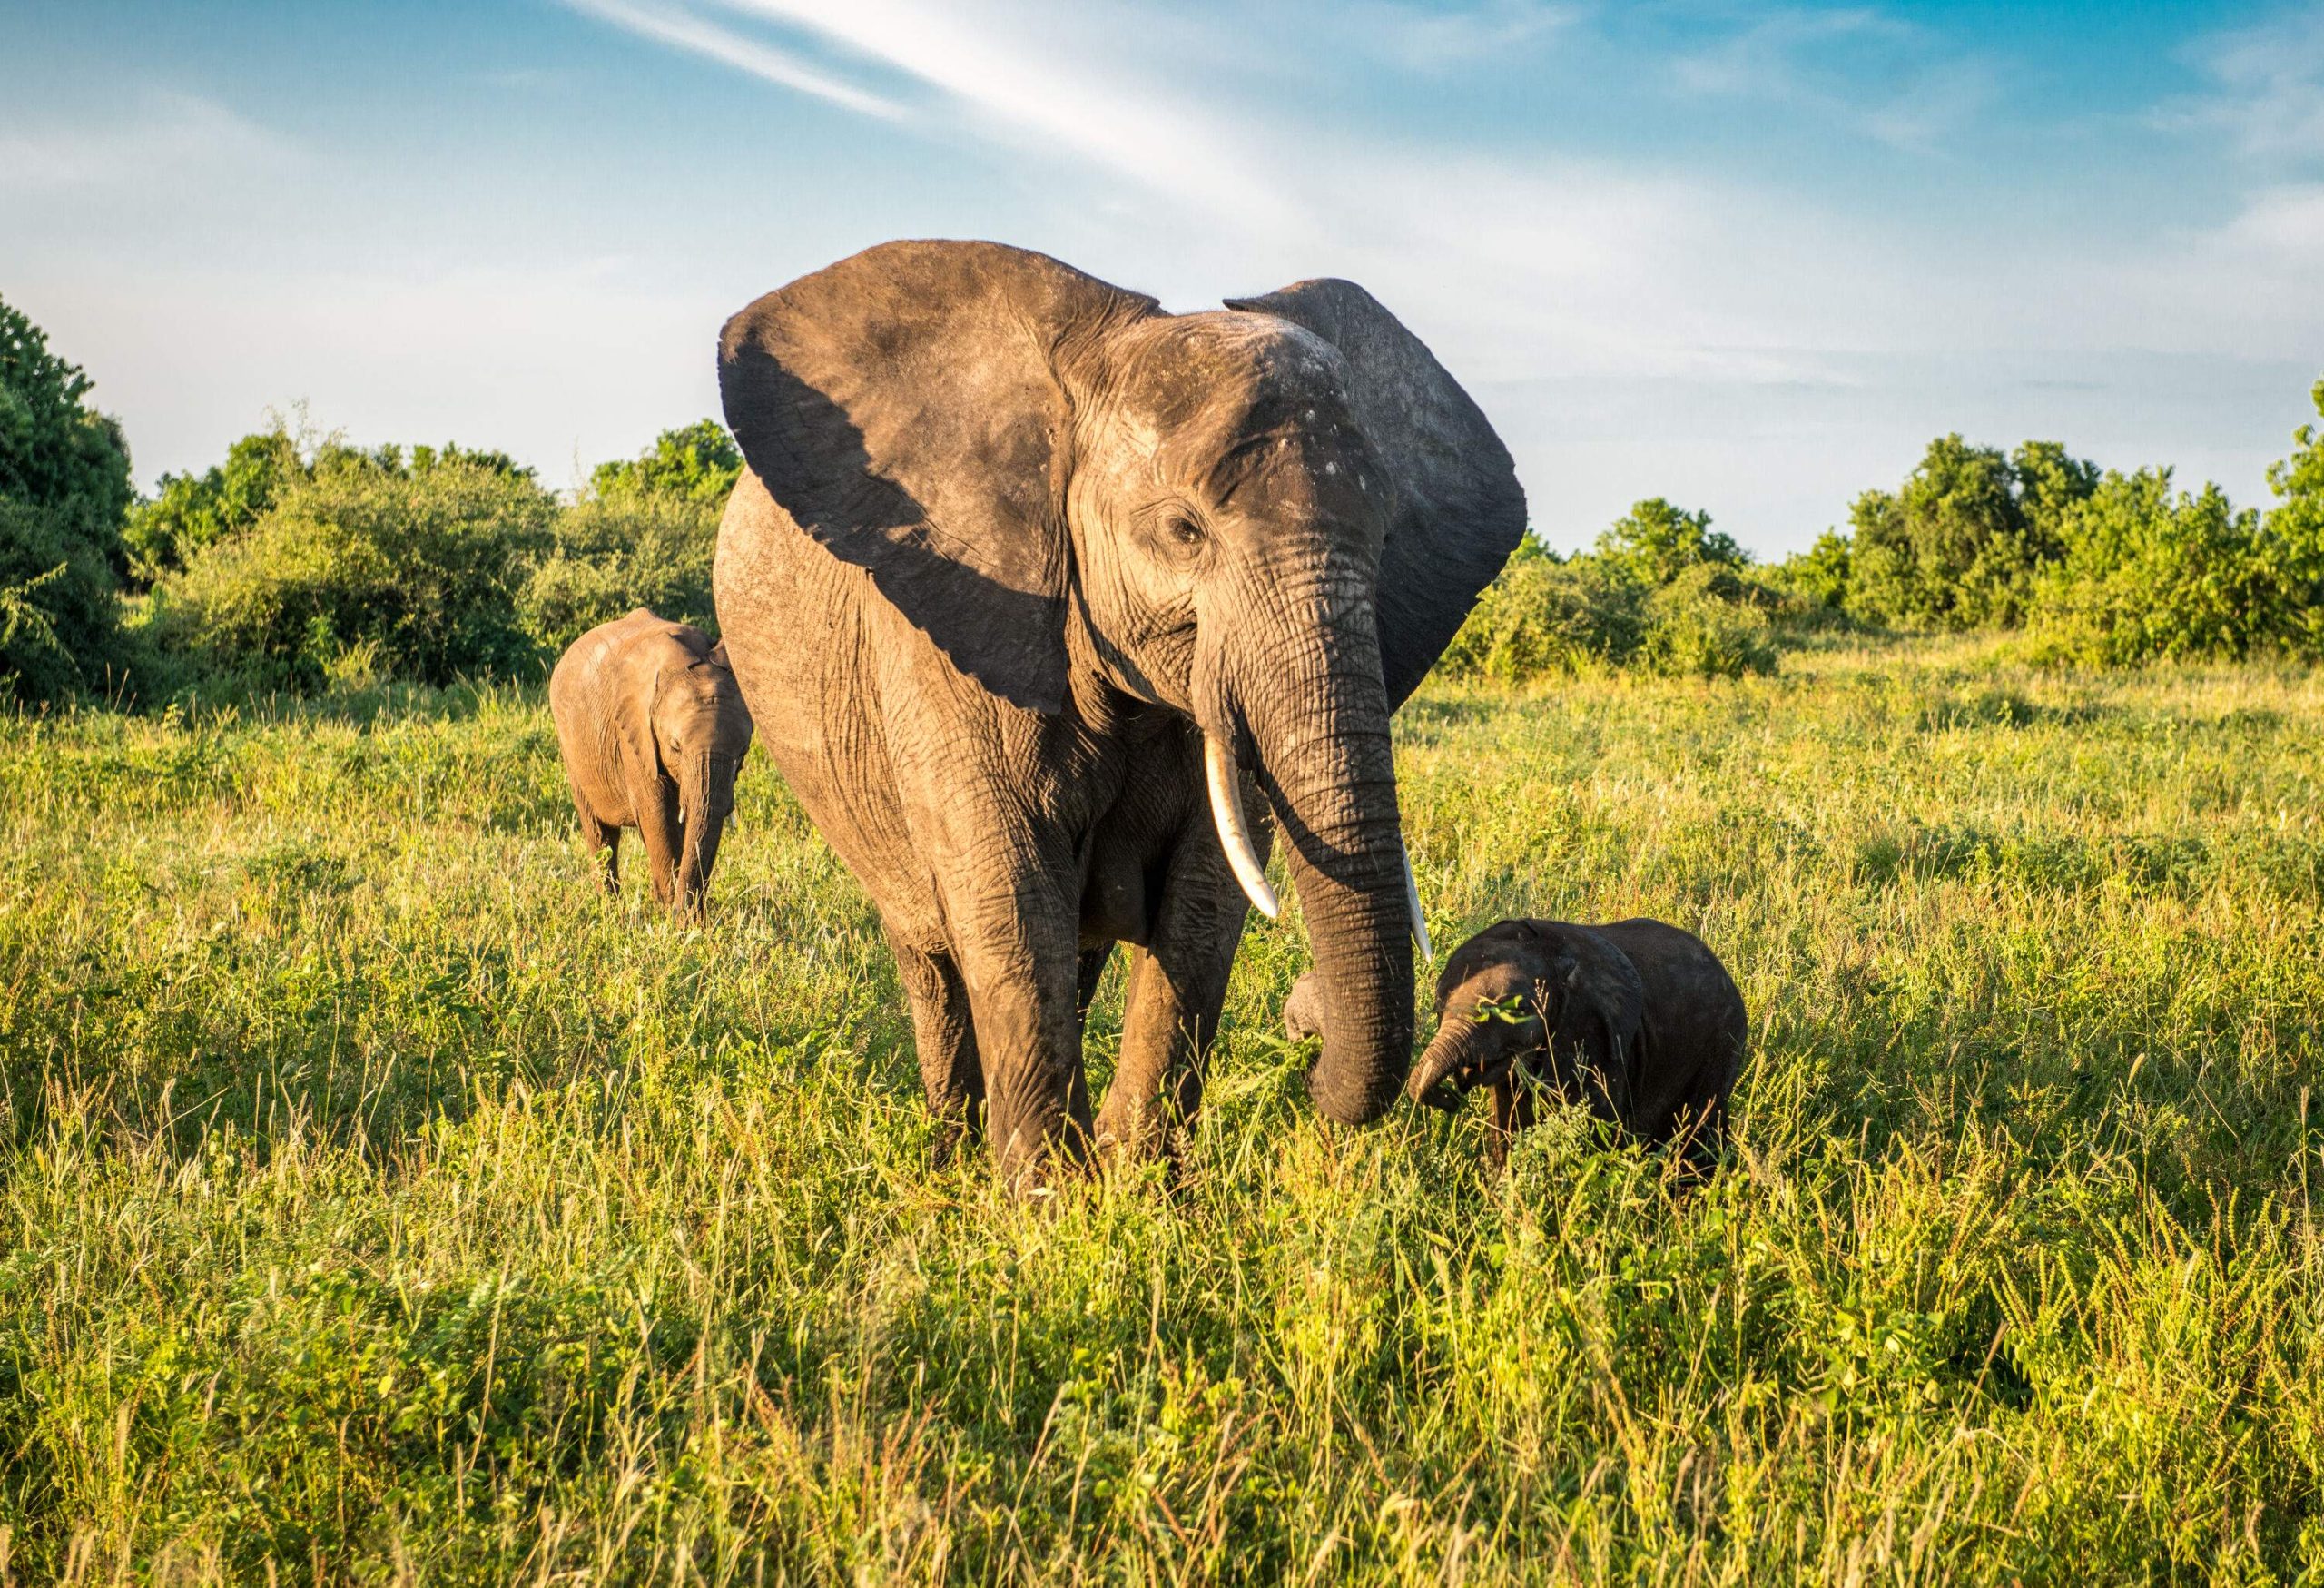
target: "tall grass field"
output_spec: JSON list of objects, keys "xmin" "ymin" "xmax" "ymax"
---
[{"xmin": 3, "ymin": 636, "xmax": 2320, "ymax": 1583}]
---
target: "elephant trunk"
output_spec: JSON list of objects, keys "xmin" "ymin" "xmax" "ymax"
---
[
  {"xmin": 1211, "ymin": 567, "xmax": 1414, "ymax": 1126},
  {"xmin": 1407, "ymin": 1013, "xmax": 1491, "ymax": 1110},
  {"xmin": 675, "ymin": 749, "xmax": 736, "ymax": 921}
]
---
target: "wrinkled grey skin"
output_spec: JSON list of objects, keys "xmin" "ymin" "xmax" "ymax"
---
[
  {"xmin": 712, "ymin": 241, "xmax": 1525, "ymax": 1184},
  {"xmin": 549, "ymin": 608, "xmax": 754, "ymax": 922},
  {"xmin": 1388, "ymin": 918, "xmax": 1746, "ymax": 1166}
]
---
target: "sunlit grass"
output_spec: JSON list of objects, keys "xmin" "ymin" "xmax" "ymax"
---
[{"xmin": 3, "ymin": 636, "xmax": 2319, "ymax": 1583}]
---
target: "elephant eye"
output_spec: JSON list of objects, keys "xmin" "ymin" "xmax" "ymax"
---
[{"xmin": 1162, "ymin": 512, "xmax": 1205, "ymax": 548}]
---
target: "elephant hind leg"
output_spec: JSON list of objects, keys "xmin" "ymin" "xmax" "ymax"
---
[
  {"xmin": 568, "ymin": 776, "xmax": 621, "ymax": 898},
  {"xmin": 1076, "ymin": 944, "xmax": 1116, "ymax": 1031},
  {"xmin": 891, "ymin": 932, "xmax": 983, "ymax": 1166}
]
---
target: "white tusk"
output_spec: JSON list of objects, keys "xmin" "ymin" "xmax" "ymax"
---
[
  {"xmin": 1204, "ymin": 735, "xmax": 1280, "ymax": 920},
  {"xmin": 1403, "ymin": 850, "xmax": 1433, "ymax": 960}
]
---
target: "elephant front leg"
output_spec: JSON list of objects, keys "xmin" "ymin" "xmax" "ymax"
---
[
  {"xmin": 935, "ymin": 877, "xmax": 1093, "ymax": 1189},
  {"xmin": 889, "ymin": 931, "xmax": 983, "ymax": 1166},
  {"xmin": 629, "ymin": 773, "xmax": 683, "ymax": 912},
  {"xmin": 1094, "ymin": 827, "xmax": 1253, "ymax": 1163}
]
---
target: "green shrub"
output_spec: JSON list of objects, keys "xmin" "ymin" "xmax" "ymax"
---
[
  {"xmin": 123, "ymin": 426, "xmax": 303, "ymax": 579},
  {"xmin": 1436, "ymin": 538, "xmax": 1644, "ymax": 681},
  {"xmin": 1848, "ymin": 437, "xmax": 2095, "ymax": 631},
  {"xmin": 1593, "ymin": 497, "xmax": 1746, "ymax": 586},
  {"xmin": 2024, "ymin": 392, "xmax": 2324, "ymax": 666},
  {"xmin": 151, "ymin": 460, "xmax": 559, "ymax": 689},
  {"xmin": 588, "ymin": 419, "xmax": 741, "ymax": 506},
  {"xmin": 1769, "ymin": 529, "xmax": 1853, "ymax": 613},
  {"xmin": 517, "ymin": 490, "xmax": 722, "ymax": 655},
  {"xmin": 126, "ymin": 425, "xmax": 541, "ymax": 586},
  {"xmin": 0, "ymin": 295, "xmax": 135, "ymax": 702},
  {"xmin": 1440, "ymin": 502, "xmax": 1782, "ymax": 685},
  {"xmin": 1637, "ymin": 563, "xmax": 1779, "ymax": 678}
]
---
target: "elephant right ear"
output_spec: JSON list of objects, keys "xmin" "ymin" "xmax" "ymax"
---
[{"xmin": 720, "ymin": 241, "xmax": 1157, "ymax": 714}]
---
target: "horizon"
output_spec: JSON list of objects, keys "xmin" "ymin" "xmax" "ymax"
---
[{"xmin": 5, "ymin": 0, "xmax": 2320, "ymax": 557}]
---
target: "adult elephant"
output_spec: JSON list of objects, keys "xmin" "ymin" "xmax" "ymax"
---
[{"xmin": 713, "ymin": 241, "xmax": 1524, "ymax": 1183}]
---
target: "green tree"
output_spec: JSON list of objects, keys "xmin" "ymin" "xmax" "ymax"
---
[
  {"xmin": 1593, "ymin": 498, "xmax": 1745, "ymax": 587},
  {"xmin": 1773, "ymin": 529, "xmax": 1853, "ymax": 610},
  {"xmin": 1846, "ymin": 435, "xmax": 2095, "ymax": 630},
  {"xmin": 125, "ymin": 426, "xmax": 303, "ymax": 578},
  {"xmin": 0, "ymin": 294, "xmax": 135, "ymax": 701},
  {"xmin": 589, "ymin": 420, "xmax": 742, "ymax": 505},
  {"xmin": 2256, "ymin": 378, "xmax": 2324, "ymax": 660}
]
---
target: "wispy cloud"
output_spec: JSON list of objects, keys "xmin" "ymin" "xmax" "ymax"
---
[
  {"xmin": 546, "ymin": 0, "xmax": 2319, "ymax": 541},
  {"xmin": 1342, "ymin": 0, "xmax": 1579, "ymax": 73},
  {"xmin": 566, "ymin": 0, "xmax": 1924, "ymax": 376},
  {"xmin": 564, "ymin": 0, "xmax": 909, "ymax": 120},
  {"xmin": 1671, "ymin": 6, "xmax": 1996, "ymax": 153},
  {"xmin": 0, "ymin": 90, "xmax": 296, "ymax": 192},
  {"xmin": 697, "ymin": 0, "xmax": 1298, "ymax": 232},
  {"xmin": 2162, "ymin": 5, "xmax": 2324, "ymax": 163}
]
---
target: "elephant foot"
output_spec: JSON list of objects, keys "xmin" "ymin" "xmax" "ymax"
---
[{"xmin": 1090, "ymin": 1109, "xmax": 1189, "ymax": 1183}]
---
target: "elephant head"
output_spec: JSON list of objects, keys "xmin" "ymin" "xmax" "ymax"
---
[
  {"xmin": 718, "ymin": 242, "xmax": 1524, "ymax": 1122},
  {"xmin": 654, "ymin": 646, "xmax": 753, "ymax": 922},
  {"xmin": 1406, "ymin": 920, "xmax": 1644, "ymax": 1124}
]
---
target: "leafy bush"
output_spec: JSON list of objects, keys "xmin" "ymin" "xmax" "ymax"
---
[
  {"xmin": 1436, "ymin": 537, "xmax": 1643, "ymax": 682},
  {"xmin": 2024, "ymin": 389, "xmax": 2324, "ymax": 666},
  {"xmin": 1769, "ymin": 529, "xmax": 1853, "ymax": 613},
  {"xmin": 0, "ymin": 295, "xmax": 136, "ymax": 703},
  {"xmin": 1637, "ymin": 563, "xmax": 1779, "ymax": 678},
  {"xmin": 1593, "ymin": 497, "xmax": 1746, "ymax": 586},
  {"xmin": 517, "ymin": 490, "xmax": 722, "ymax": 655},
  {"xmin": 588, "ymin": 419, "xmax": 741, "ymax": 506},
  {"xmin": 127, "ymin": 424, "xmax": 540, "ymax": 585},
  {"xmin": 1847, "ymin": 437, "xmax": 2095, "ymax": 630},
  {"xmin": 1440, "ymin": 502, "xmax": 1779, "ymax": 684},
  {"xmin": 123, "ymin": 426, "xmax": 302, "ymax": 579},
  {"xmin": 151, "ymin": 460, "xmax": 559, "ymax": 689}
]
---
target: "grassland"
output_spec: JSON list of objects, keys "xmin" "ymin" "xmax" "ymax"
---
[{"xmin": 2, "ymin": 636, "xmax": 2320, "ymax": 1584}]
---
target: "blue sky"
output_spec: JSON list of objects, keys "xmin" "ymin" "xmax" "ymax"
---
[{"xmin": 4, "ymin": 0, "xmax": 2320, "ymax": 554}]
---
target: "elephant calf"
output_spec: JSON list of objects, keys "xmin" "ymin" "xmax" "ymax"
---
[
  {"xmin": 1407, "ymin": 919, "xmax": 1745, "ymax": 1165},
  {"xmin": 1287, "ymin": 917, "xmax": 1746, "ymax": 1166},
  {"xmin": 549, "ymin": 609, "xmax": 753, "ymax": 922}
]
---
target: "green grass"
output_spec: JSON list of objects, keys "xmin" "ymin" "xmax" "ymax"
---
[{"xmin": 4, "ymin": 636, "xmax": 2321, "ymax": 1584}]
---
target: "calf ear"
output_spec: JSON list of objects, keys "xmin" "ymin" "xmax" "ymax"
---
[
  {"xmin": 1224, "ymin": 279, "xmax": 1527, "ymax": 708},
  {"xmin": 1542, "ymin": 931, "xmax": 1644, "ymax": 1124},
  {"xmin": 721, "ymin": 240, "xmax": 1157, "ymax": 714}
]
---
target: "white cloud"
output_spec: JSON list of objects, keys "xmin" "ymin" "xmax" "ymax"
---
[
  {"xmin": 0, "ymin": 91, "xmax": 297, "ymax": 192},
  {"xmin": 1342, "ymin": 0, "xmax": 1579, "ymax": 73},
  {"xmin": 2168, "ymin": 5, "xmax": 2324, "ymax": 163},
  {"xmin": 691, "ymin": 0, "xmax": 1298, "ymax": 233},
  {"xmin": 1670, "ymin": 6, "xmax": 1995, "ymax": 154},
  {"xmin": 562, "ymin": 0, "xmax": 910, "ymax": 120}
]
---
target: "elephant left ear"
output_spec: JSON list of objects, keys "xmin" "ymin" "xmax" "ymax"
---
[{"xmin": 1224, "ymin": 280, "xmax": 1528, "ymax": 708}]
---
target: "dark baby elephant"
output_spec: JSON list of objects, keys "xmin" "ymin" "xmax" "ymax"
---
[
  {"xmin": 1401, "ymin": 919, "xmax": 1748, "ymax": 1166},
  {"xmin": 549, "ymin": 608, "xmax": 754, "ymax": 922},
  {"xmin": 711, "ymin": 240, "xmax": 1526, "ymax": 1184}
]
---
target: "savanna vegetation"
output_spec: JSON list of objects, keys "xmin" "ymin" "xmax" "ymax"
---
[{"xmin": 3, "ymin": 296, "xmax": 2322, "ymax": 1583}]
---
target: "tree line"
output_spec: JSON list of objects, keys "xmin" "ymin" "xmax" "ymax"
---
[
  {"xmin": 5, "ymin": 289, "xmax": 2320, "ymax": 705},
  {"xmin": 1443, "ymin": 399, "xmax": 2324, "ymax": 683}
]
